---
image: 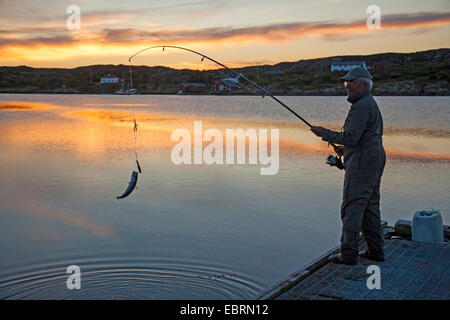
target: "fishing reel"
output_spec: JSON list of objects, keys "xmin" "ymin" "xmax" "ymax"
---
[{"xmin": 326, "ymin": 154, "xmax": 344, "ymax": 170}]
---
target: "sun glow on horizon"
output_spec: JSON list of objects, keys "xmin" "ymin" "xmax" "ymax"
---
[{"xmin": 0, "ymin": 0, "xmax": 449, "ymax": 68}]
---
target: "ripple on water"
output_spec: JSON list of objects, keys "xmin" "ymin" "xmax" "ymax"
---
[{"xmin": 0, "ymin": 255, "xmax": 265, "ymax": 300}]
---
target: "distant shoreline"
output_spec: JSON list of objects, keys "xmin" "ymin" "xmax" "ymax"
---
[
  {"xmin": 0, "ymin": 91, "xmax": 449, "ymax": 96},
  {"xmin": 1, "ymin": 48, "xmax": 448, "ymax": 96}
]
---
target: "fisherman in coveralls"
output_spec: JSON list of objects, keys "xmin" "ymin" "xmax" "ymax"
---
[{"xmin": 311, "ymin": 67, "xmax": 386, "ymax": 265}]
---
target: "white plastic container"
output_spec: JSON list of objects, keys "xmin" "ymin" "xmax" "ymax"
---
[{"xmin": 412, "ymin": 209, "xmax": 444, "ymax": 245}]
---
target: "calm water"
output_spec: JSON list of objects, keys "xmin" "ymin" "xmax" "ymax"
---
[{"xmin": 0, "ymin": 94, "xmax": 449, "ymax": 299}]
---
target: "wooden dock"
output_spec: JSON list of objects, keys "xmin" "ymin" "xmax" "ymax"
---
[{"xmin": 257, "ymin": 220, "xmax": 449, "ymax": 300}]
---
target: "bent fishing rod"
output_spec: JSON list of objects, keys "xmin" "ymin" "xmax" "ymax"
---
[
  {"xmin": 129, "ymin": 45, "xmax": 314, "ymax": 126},
  {"xmin": 128, "ymin": 45, "xmax": 343, "ymax": 169}
]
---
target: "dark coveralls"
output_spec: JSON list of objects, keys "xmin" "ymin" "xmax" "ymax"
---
[{"xmin": 321, "ymin": 89, "xmax": 386, "ymax": 260}]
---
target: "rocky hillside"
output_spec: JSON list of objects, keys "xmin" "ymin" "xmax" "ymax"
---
[{"xmin": 0, "ymin": 48, "xmax": 448, "ymax": 95}]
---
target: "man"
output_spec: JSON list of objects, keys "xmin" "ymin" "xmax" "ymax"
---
[{"xmin": 311, "ymin": 67, "xmax": 386, "ymax": 265}]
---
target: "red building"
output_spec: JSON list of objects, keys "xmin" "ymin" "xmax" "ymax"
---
[{"xmin": 178, "ymin": 83, "xmax": 208, "ymax": 94}]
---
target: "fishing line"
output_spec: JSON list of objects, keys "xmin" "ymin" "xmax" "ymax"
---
[
  {"xmin": 115, "ymin": 65, "xmax": 142, "ymax": 200},
  {"xmin": 129, "ymin": 45, "xmax": 313, "ymax": 127},
  {"xmin": 128, "ymin": 45, "xmax": 342, "ymax": 168},
  {"xmin": 129, "ymin": 64, "xmax": 142, "ymax": 174},
  {"xmin": 215, "ymin": 69, "xmax": 262, "ymax": 96}
]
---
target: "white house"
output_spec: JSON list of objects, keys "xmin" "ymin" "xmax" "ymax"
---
[
  {"xmin": 215, "ymin": 77, "xmax": 240, "ymax": 93},
  {"xmin": 331, "ymin": 61, "xmax": 367, "ymax": 72},
  {"xmin": 100, "ymin": 74, "xmax": 119, "ymax": 84}
]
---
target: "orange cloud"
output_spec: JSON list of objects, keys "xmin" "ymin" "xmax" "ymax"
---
[
  {"xmin": 0, "ymin": 196, "xmax": 113, "ymax": 238},
  {"xmin": 0, "ymin": 11, "xmax": 449, "ymax": 65}
]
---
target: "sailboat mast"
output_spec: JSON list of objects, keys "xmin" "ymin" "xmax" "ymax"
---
[{"xmin": 129, "ymin": 66, "xmax": 133, "ymax": 89}]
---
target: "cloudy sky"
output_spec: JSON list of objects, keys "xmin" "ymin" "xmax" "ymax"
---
[{"xmin": 0, "ymin": 0, "xmax": 449, "ymax": 68}]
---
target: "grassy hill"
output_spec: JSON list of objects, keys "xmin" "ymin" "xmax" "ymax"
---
[{"xmin": 0, "ymin": 48, "xmax": 448, "ymax": 95}]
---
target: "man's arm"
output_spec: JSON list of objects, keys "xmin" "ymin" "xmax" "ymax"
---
[{"xmin": 318, "ymin": 105, "xmax": 370, "ymax": 146}]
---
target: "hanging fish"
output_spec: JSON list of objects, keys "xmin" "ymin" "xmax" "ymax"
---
[
  {"xmin": 136, "ymin": 160, "xmax": 142, "ymax": 174},
  {"xmin": 117, "ymin": 171, "xmax": 138, "ymax": 200}
]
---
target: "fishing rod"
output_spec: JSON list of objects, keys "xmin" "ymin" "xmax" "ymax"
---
[
  {"xmin": 129, "ymin": 45, "xmax": 315, "ymax": 126},
  {"xmin": 128, "ymin": 45, "xmax": 343, "ymax": 169}
]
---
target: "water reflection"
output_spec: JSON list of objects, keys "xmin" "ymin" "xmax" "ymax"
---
[
  {"xmin": 2, "ymin": 103, "xmax": 449, "ymax": 162},
  {"xmin": 0, "ymin": 255, "xmax": 263, "ymax": 299},
  {"xmin": 0, "ymin": 96, "xmax": 449, "ymax": 300},
  {"xmin": 0, "ymin": 101, "xmax": 60, "ymax": 111}
]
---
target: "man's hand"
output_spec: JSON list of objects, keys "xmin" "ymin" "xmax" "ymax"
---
[
  {"xmin": 333, "ymin": 145, "xmax": 344, "ymax": 157},
  {"xmin": 310, "ymin": 126, "xmax": 327, "ymax": 137}
]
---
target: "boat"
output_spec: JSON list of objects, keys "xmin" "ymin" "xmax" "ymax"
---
[
  {"xmin": 115, "ymin": 66, "xmax": 140, "ymax": 95},
  {"xmin": 116, "ymin": 88, "xmax": 140, "ymax": 95}
]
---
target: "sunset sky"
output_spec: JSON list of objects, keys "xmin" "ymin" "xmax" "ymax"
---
[{"xmin": 0, "ymin": 0, "xmax": 449, "ymax": 69}]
